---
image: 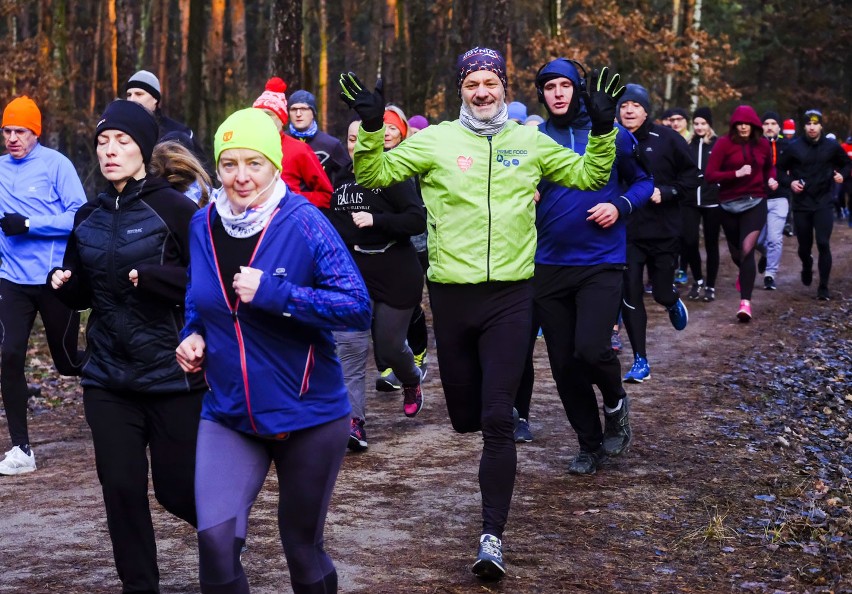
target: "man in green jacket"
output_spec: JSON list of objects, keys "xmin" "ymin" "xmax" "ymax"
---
[{"xmin": 340, "ymin": 46, "xmax": 623, "ymax": 581}]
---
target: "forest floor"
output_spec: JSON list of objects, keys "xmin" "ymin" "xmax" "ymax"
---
[{"xmin": 1, "ymin": 222, "xmax": 851, "ymax": 594}]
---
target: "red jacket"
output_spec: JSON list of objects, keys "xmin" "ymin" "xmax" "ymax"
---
[
  {"xmin": 705, "ymin": 105, "xmax": 775, "ymax": 202},
  {"xmin": 281, "ymin": 134, "xmax": 333, "ymax": 208}
]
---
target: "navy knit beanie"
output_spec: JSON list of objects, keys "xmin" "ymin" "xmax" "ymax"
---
[
  {"xmin": 95, "ymin": 100, "xmax": 159, "ymax": 163},
  {"xmin": 616, "ymin": 84, "xmax": 651, "ymax": 115},
  {"xmin": 289, "ymin": 90, "xmax": 317, "ymax": 117}
]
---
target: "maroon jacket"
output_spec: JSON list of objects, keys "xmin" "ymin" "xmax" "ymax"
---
[{"xmin": 705, "ymin": 105, "xmax": 775, "ymax": 202}]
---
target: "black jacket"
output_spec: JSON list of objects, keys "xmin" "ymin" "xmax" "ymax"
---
[
  {"xmin": 51, "ymin": 176, "xmax": 204, "ymax": 393},
  {"xmin": 777, "ymin": 135, "xmax": 852, "ymax": 211},
  {"xmin": 628, "ymin": 121, "xmax": 700, "ymax": 240},
  {"xmin": 687, "ymin": 134, "xmax": 719, "ymax": 207},
  {"xmin": 293, "ymin": 130, "xmax": 352, "ymax": 189},
  {"xmin": 765, "ymin": 136, "xmax": 790, "ymax": 200}
]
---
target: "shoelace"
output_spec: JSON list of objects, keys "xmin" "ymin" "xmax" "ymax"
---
[{"xmin": 480, "ymin": 538, "xmax": 502, "ymax": 560}]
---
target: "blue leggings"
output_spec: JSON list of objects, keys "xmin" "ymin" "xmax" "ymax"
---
[{"xmin": 195, "ymin": 416, "xmax": 349, "ymax": 594}]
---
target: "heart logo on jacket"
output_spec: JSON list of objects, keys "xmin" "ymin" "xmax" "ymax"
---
[{"xmin": 457, "ymin": 156, "xmax": 473, "ymax": 172}]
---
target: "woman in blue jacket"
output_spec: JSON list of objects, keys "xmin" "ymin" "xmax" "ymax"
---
[{"xmin": 176, "ymin": 108, "xmax": 370, "ymax": 594}]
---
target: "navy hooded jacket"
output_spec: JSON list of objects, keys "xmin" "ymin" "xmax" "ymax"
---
[{"xmin": 534, "ymin": 59, "xmax": 654, "ymax": 266}]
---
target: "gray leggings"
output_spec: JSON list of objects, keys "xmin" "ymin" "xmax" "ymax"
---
[
  {"xmin": 334, "ymin": 300, "xmax": 419, "ymax": 420},
  {"xmin": 195, "ymin": 416, "xmax": 349, "ymax": 593}
]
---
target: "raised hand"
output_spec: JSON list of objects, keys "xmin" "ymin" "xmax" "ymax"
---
[
  {"xmin": 339, "ymin": 72, "xmax": 385, "ymax": 132},
  {"xmin": 584, "ymin": 67, "xmax": 626, "ymax": 136}
]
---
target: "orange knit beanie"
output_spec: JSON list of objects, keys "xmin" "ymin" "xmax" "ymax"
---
[{"xmin": 2, "ymin": 96, "xmax": 42, "ymax": 136}]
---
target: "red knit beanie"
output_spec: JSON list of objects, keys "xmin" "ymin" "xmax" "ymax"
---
[{"xmin": 253, "ymin": 78, "xmax": 289, "ymax": 126}]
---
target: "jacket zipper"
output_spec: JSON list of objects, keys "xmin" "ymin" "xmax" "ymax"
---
[
  {"xmin": 206, "ymin": 207, "xmax": 280, "ymax": 435},
  {"xmin": 486, "ymin": 135, "xmax": 493, "ymax": 281}
]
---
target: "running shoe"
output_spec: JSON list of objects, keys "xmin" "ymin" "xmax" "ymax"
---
[
  {"xmin": 674, "ymin": 269, "xmax": 688, "ymax": 285},
  {"xmin": 764, "ymin": 276, "xmax": 776, "ymax": 291},
  {"xmin": 801, "ymin": 255, "xmax": 813, "ymax": 286},
  {"xmin": 347, "ymin": 418, "xmax": 368, "ymax": 452},
  {"xmin": 514, "ymin": 415, "xmax": 533, "ymax": 443},
  {"xmin": 603, "ymin": 396, "xmax": 632, "ymax": 457},
  {"xmin": 0, "ymin": 445, "xmax": 36, "ymax": 475},
  {"xmin": 817, "ymin": 286, "xmax": 830, "ymax": 301},
  {"xmin": 736, "ymin": 299, "xmax": 752, "ymax": 322},
  {"xmin": 567, "ymin": 447, "xmax": 606, "ymax": 475},
  {"xmin": 472, "ymin": 534, "xmax": 506, "ymax": 580},
  {"xmin": 783, "ymin": 223, "xmax": 794, "ymax": 237},
  {"xmin": 610, "ymin": 328, "xmax": 622, "ymax": 353},
  {"xmin": 667, "ymin": 298, "xmax": 689, "ymax": 331},
  {"xmin": 402, "ymin": 383, "xmax": 424, "ymax": 417},
  {"xmin": 375, "ymin": 368, "xmax": 401, "ymax": 392},
  {"xmin": 687, "ymin": 281, "xmax": 703, "ymax": 300},
  {"xmin": 623, "ymin": 355, "xmax": 650, "ymax": 383},
  {"xmin": 702, "ymin": 287, "xmax": 716, "ymax": 302},
  {"xmin": 757, "ymin": 254, "xmax": 767, "ymax": 274},
  {"xmin": 413, "ymin": 349, "xmax": 428, "ymax": 382},
  {"xmin": 643, "ymin": 282, "xmax": 653, "ymax": 294}
]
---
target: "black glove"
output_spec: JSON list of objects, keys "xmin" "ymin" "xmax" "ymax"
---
[
  {"xmin": 0, "ymin": 212, "xmax": 29, "ymax": 236},
  {"xmin": 339, "ymin": 73, "xmax": 385, "ymax": 132},
  {"xmin": 583, "ymin": 67, "xmax": 626, "ymax": 136}
]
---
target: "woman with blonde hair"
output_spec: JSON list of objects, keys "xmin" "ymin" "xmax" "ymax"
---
[
  {"xmin": 682, "ymin": 106, "xmax": 722, "ymax": 302},
  {"xmin": 149, "ymin": 136, "xmax": 213, "ymax": 205}
]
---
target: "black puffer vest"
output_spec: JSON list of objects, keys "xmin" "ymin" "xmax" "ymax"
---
[{"xmin": 73, "ymin": 177, "xmax": 204, "ymax": 393}]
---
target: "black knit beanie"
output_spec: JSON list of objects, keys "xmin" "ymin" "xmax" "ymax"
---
[
  {"xmin": 762, "ymin": 111, "xmax": 781, "ymax": 124},
  {"xmin": 693, "ymin": 106, "xmax": 713, "ymax": 127},
  {"xmin": 94, "ymin": 100, "xmax": 159, "ymax": 163}
]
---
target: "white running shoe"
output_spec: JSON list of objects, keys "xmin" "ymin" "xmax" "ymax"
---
[{"xmin": 0, "ymin": 445, "xmax": 36, "ymax": 475}]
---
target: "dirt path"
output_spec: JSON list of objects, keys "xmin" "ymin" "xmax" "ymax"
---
[{"xmin": 2, "ymin": 223, "xmax": 851, "ymax": 594}]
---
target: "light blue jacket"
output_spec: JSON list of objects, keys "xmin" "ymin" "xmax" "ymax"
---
[{"xmin": 0, "ymin": 143, "xmax": 86, "ymax": 284}]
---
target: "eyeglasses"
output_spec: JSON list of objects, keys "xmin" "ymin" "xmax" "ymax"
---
[
  {"xmin": 2, "ymin": 127, "xmax": 31, "ymax": 137},
  {"xmin": 288, "ymin": 106, "xmax": 310, "ymax": 113}
]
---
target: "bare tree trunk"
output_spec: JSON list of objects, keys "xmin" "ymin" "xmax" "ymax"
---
[
  {"xmin": 184, "ymin": 0, "xmax": 204, "ymax": 134},
  {"xmin": 178, "ymin": 0, "xmax": 191, "ymax": 99},
  {"xmin": 230, "ymin": 0, "xmax": 249, "ymax": 107},
  {"xmin": 115, "ymin": 0, "xmax": 139, "ymax": 83},
  {"xmin": 689, "ymin": 0, "xmax": 702, "ymax": 113},
  {"xmin": 107, "ymin": 0, "xmax": 118, "ymax": 97},
  {"xmin": 379, "ymin": 0, "xmax": 396, "ymax": 87},
  {"xmin": 269, "ymin": 0, "xmax": 303, "ymax": 88},
  {"xmin": 205, "ymin": 0, "xmax": 226, "ymax": 133},
  {"xmin": 90, "ymin": 0, "xmax": 103, "ymax": 111},
  {"xmin": 664, "ymin": 0, "xmax": 682, "ymax": 107},
  {"xmin": 157, "ymin": 0, "xmax": 169, "ymax": 100},
  {"xmin": 318, "ymin": 0, "xmax": 328, "ymax": 126},
  {"xmin": 549, "ymin": 0, "xmax": 562, "ymax": 38}
]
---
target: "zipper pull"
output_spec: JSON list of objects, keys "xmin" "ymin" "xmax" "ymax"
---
[
  {"xmin": 115, "ymin": 195, "xmax": 120, "ymax": 210},
  {"xmin": 231, "ymin": 310, "xmax": 238, "ymax": 323}
]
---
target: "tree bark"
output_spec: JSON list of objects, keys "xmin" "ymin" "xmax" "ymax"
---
[
  {"xmin": 184, "ymin": 0, "xmax": 204, "ymax": 134},
  {"xmin": 268, "ymin": 0, "xmax": 303, "ymax": 89},
  {"xmin": 205, "ymin": 0, "xmax": 226, "ymax": 133},
  {"xmin": 230, "ymin": 0, "xmax": 249, "ymax": 106}
]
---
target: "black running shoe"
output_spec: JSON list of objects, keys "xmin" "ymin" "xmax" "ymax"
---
[
  {"xmin": 801, "ymin": 256, "xmax": 813, "ymax": 286},
  {"xmin": 568, "ymin": 448, "xmax": 606, "ymax": 475},
  {"xmin": 764, "ymin": 276, "xmax": 776, "ymax": 290},
  {"xmin": 757, "ymin": 254, "xmax": 767, "ymax": 274},
  {"xmin": 603, "ymin": 396, "xmax": 632, "ymax": 457},
  {"xmin": 817, "ymin": 286, "xmax": 830, "ymax": 301}
]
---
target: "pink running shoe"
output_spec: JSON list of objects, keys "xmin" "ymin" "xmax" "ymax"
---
[
  {"xmin": 737, "ymin": 299, "xmax": 752, "ymax": 322},
  {"xmin": 403, "ymin": 383, "xmax": 424, "ymax": 417}
]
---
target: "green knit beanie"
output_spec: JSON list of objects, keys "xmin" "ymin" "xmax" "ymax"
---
[{"xmin": 214, "ymin": 108, "xmax": 283, "ymax": 171}]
